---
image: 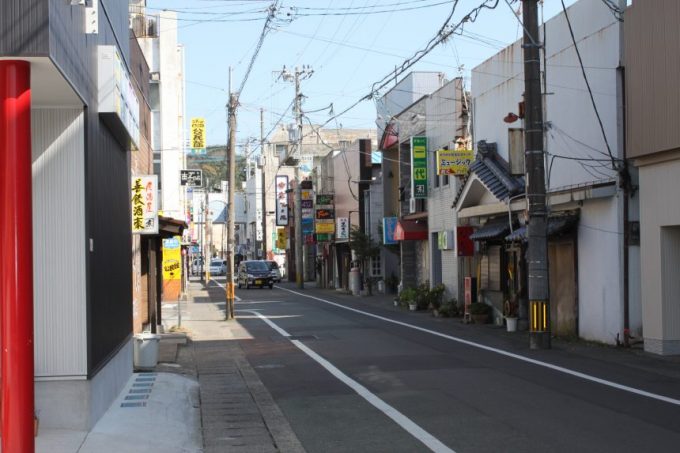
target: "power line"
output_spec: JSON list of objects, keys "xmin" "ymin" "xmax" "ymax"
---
[{"xmin": 560, "ymin": 0, "xmax": 618, "ymax": 171}]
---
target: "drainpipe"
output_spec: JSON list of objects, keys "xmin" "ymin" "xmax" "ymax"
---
[{"xmin": 1, "ymin": 60, "xmax": 35, "ymax": 452}]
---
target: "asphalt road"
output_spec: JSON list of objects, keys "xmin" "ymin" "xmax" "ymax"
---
[{"xmin": 226, "ymin": 281, "xmax": 680, "ymax": 453}]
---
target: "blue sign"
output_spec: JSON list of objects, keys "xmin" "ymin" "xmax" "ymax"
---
[
  {"xmin": 383, "ymin": 217, "xmax": 398, "ymax": 245},
  {"xmin": 302, "ymin": 217, "xmax": 314, "ymax": 234},
  {"xmin": 163, "ymin": 237, "xmax": 181, "ymax": 249}
]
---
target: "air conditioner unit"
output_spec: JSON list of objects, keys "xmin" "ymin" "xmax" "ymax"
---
[{"xmin": 409, "ymin": 197, "xmax": 416, "ymax": 214}]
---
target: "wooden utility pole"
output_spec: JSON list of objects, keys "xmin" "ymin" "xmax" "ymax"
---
[
  {"xmin": 523, "ymin": 0, "xmax": 550, "ymax": 349},
  {"xmin": 280, "ymin": 65, "xmax": 313, "ymax": 288},
  {"xmin": 225, "ymin": 92, "xmax": 237, "ymax": 320}
]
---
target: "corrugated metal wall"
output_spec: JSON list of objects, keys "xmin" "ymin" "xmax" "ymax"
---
[
  {"xmin": 625, "ymin": 0, "xmax": 680, "ymax": 158},
  {"xmin": 32, "ymin": 109, "xmax": 87, "ymax": 378}
]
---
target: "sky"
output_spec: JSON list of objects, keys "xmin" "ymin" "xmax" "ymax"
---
[{"xmin": 144, "ymin": 0, "xmax": 587, "ymax": 151}]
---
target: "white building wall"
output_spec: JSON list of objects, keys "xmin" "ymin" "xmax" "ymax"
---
[
  {"xmin": 158, "ymin": 11, "xmax": 186, "ymax": 220},
  {"xmin": 472, "ymin": 0, "xmax": 621, "ymax": 190},
  {"xmin": 577, "ymin": 196, "xmax": 623, "ymax": 343},
  {"xmin": 470, "ymin": 0, "xmax": 627, "ymax": 344},
  {"xmin": 32, "ymin": 109, "xmax": 87, "ymax": 377},
  {"xmin": 426, "ymin": 79, "xmax": 464, "ymax": 299},
  {"xmin": 638, "ymin": 160, "xmax": 680, "ymax": 354}
]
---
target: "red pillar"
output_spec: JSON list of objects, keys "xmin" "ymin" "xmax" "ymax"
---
[{"xmin": 0, "ymin": 60, "xmax": 35, "ymax": 452}]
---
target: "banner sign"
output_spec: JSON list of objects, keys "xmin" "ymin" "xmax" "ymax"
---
[
  {"xmin": 276, "ymin": 228, "xmax": 287, "ymax": 249},
  {"xmin": 315, "ymin": 222, "xmax": 335, "ymax": 234},
  {"xmin": 383, "ymin": 217, "xmax": 398, "ymax": 245},
  {"xmin": 302, "ymin": 218, "xmax": 314, "ymax": 234},
  {"xmin": 275, "ymin": 175, "xmax": 289, "ymax": 226},
  {"xmin": 436, "ymin": 149, "xmax": 474, "ymax": 175},
  {"xmin": 316, "ymin": 209, "xmax": 335, "ymax": 220},
  {"xmin": 411, "ymin": 136, "xmax": 428, "ymax": 198},
  {"xmin": 180, "ymin": 169, "xmax": 202, "ymax": 187},
  {"xmin": 316, "ymin": 194, "xmax": 334, "ymax": 206},
  {"xmin": 162, "ymin": 237, "xmax": 182, "ymax": 280},
  {"xmin": 190, "ymin": 117, "xmax": 206, "ymax": 154},
  {"xmin": 336, "ymin": 217, "xmax": 349, "ymax": 240},
  {"xmin": 131, "ymin": 175, "xmax": 158, "ymax": 234}
]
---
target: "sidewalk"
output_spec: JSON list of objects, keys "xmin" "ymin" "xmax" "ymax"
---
[{"xmin": 31, "ymin": 277, "xmax": 304, "ymax": 453}]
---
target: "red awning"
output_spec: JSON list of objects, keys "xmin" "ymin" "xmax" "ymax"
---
[
  {"xmin": 379, "ymin": 122, "xmax": 399, "ymax": 150},
  {"xmin": 394, "ymin": 219, "xmax": 428, "ymax": 241}
]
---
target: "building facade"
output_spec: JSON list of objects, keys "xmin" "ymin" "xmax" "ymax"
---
[
  {"xmin": 1, "ymin": 0, "xmax": 140, "ymax": 430},
  {"xmin": 625, "ymin": 0, "xmax": 680, "ymax": 355}
]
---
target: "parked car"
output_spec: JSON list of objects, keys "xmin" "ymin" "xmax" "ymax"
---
[
  {"xmin": 237, "ymin": 260, "xmax": 273, "ymax": 289},
  {"xmin": 191, "ymin": 257, "xmax": 204, "ymax": 276},
  {"xmin": 265, "ymin": 260, "xmax": 282, "ymax": 282},
  {"xmin": 209, "ymin": 259, "xmax": 226, "ymax": 276}
]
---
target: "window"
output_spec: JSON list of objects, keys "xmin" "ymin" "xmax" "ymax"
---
[{"xmin": 371, "ymin": 255, "xmax": 382, "ymax": 277}]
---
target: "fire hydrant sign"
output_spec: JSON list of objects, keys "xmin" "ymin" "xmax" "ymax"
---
[
  {"xmin": 411, "ymin": 136, "xmax": 427, "ymax": 198},
  {"xmin": 131, "ymin": 175, "xmax": 158, "ymax": 234}
]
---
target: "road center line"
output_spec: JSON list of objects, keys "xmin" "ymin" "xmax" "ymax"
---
[
  {"xmin": 244, "ymin": 309, "xmax": 455, "ymax": 453},
  {"xmin": 277, "ymin": 287, "xmax": 680, "ymax": 407}
]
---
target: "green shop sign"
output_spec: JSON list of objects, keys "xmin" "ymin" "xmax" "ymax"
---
[{"xmin": 411, "ymin": 136, "xmax": 427, "ymax": 199}]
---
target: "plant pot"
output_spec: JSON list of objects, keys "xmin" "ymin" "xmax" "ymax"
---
[
  {"xmin": 409, "ymin": 303, "xmax": 417, "ymax": 311},
  {"xmin": 506, "ymin": 317, "xmax": 518, "ymax": 332},
  {"xmin": 472, "ymin": 314, "xmax": 488, "ymax": 324}
]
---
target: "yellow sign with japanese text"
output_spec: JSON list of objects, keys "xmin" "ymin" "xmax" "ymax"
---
[
  {"xmin": 315, "ymin": 222, "xmax": 335, "ymax": 234},
  {"xmin": 276, "ymin": 228, "xmax": 287, "ymax": 249},
  {"xmin": 436, "ymin": 149, "xmax": 474, "ymax": 175},
  {"xmin": 191, "ymin": 117, "xmax": 206, "ymax": 151},
  {"xmin": 162, "ymin": 236, "xmax": 182, "ymax": 281}
]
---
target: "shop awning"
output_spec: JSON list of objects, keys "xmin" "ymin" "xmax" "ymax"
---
[
  {"xmin": 469, "ymin": 221, "xmax": 510, "ymax": 241},
  {"xmin": 505, "ymin": 215, "xmax": 578, "ymax": 242},
  {"xmin": 394, "ymin": 219, "xmax": 428, "ymax": 241}
]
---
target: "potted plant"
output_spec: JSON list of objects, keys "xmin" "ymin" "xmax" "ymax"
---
[
  {"xmin": 504, "ymin": 295, "xmax": 519, "ymax": 332},
  {"xmin": 400, "ymin": 287, "xmax": 418, "ymax": 311},
  {"xmin": 469, "ymin": 302, "xmax": 491, "ymax": 324}
]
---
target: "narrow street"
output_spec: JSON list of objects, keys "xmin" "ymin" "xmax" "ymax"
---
[{"xmin": 191, "ymin": 279, "xmax": 680, "ymax": 453}]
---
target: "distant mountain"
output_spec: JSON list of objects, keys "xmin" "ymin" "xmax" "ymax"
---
[{"xmin": 186, "ymin": 145, "xmax": 247, "ymax": 191}]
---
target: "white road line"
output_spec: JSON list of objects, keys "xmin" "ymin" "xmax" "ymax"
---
[
  {"xmin": 209, "ymin": 279, "xmax": 241, "ymax": 301},
  {"xmin": 246, "ymin": 310, "xmax": 455, "ymax": 453},
  {"xmin": 277, "ymin": 287, "xmax": 680, "ymax": 407}
]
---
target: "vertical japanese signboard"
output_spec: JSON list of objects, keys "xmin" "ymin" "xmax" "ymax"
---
[
  {"xmin": 131, "ymin": 175, "xmax": 158, "ymax": 234},
  {"xmin": 411, "ymin": 136, "xmax": 427, "ymax": 198},
  {"xmin": 382, "ymin": 217, "xmax": 398, "ymax": 245},
  {"xmin": 276, "ymin": 228, "xmax": 287, "ymax": 250},
  {"xmin": 336, "ymin": 217, "xmax": 349, "ymax": 240},
  {"xmin": 190, "ymin": 117, "xmax": 206, "ymax": 154},
  {"xmin": 275, "ymin": 175, "xmax": 289, "ymax": 226}
]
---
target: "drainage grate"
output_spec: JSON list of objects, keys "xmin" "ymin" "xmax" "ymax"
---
[
  {"xmin": 121, "ymin": 402, "xmax": 147, "ymax": 408},
  {"xmin": 125, "ymin": 394, "xmax": 150, "ymax": 401}
]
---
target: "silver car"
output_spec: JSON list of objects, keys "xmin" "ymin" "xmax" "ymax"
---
[
  {"xmin": 265, "ymin": 260, "xmax": 282, "ymax": 282},
  {"xmin": 209, "ymin": 259, "xmax": 226, "ymax": 276}
]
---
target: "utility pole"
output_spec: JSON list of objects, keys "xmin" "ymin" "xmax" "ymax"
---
[
  {"xmin": 205, "ymin": 179, "xmax": 211, "ymax": 282},
  {"xmin": 225, "ymin": 83, "xmax": 237, "ymax": 319},
  {"xmin": 523, "ymin": 0, "xmax": 550, "ymax": 349},
  {"xmin": 280, "ymin": 65, "xmax": 313, "ymax": 289},
  {"xmin": 260, "ymin": 108, "xmax": 267, "ymax": 260}
]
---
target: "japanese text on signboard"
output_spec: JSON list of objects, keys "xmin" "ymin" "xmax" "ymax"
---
[
  {"xmin": 436, "ymin": 149, "xmax": 474, "ymax": 175},
  {"xmin": 275, "ymin": 175, "xmax": 289, "ymax": 226},
  {"xmin": 131, "ymin": 175, "xmax": 158, "ymax": 234},
  {"xmin": 190, "ymin": 118, "xmax": 206, "ymax": 152},
  {"xmin": 411, "ymin": 136, "xmax": 427, "ymax": 199}
]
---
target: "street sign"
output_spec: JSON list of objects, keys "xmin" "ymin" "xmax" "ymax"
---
[{"xmin": 180, "ymin": 169, "xmax": 202, "ymax": 187}]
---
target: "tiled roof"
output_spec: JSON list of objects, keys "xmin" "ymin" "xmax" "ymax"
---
[
  {"xmin": 454, "ymin": 141, "xmax": 525, "ymax": 207},
  {"xmin": 505, "ymin": 215, "xmax": 578, "ymax": 242}
]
